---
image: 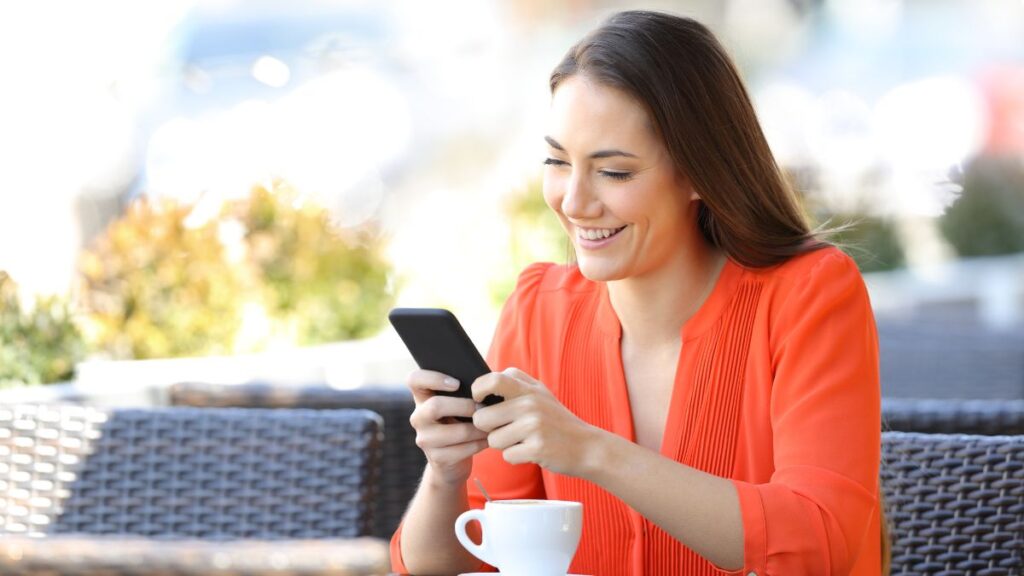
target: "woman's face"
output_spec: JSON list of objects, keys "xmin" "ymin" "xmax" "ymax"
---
[{"xmin": 543, "ymin": 75, "xmax": 700, "ymax": 283}]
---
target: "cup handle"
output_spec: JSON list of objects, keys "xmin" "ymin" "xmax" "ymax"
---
[{"xmin": 454, "ymin": 509, "xmax": 496, "ymax": 567}]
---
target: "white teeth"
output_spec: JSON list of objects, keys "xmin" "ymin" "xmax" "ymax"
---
[{"xmin": 577, "ymin": 227, "xmax": 622, "ymax": 240}]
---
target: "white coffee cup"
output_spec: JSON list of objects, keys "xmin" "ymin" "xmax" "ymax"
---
[{"xmin": 454, "ymin": 499, "xmax": 582, "ymax": 576}]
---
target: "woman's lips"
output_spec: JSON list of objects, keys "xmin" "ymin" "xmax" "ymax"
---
[{"xmin": 576, "ymin": 225, "xmax": 627, "ymax": 249}]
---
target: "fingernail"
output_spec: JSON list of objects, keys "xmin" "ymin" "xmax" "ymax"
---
[{"xmin": 444, "ymin": 377, "xmax": 460, "ymax": 389}]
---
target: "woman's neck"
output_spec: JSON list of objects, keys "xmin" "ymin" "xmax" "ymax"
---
[{"xmin": 607, "ymin": 242, "xmax": 727, "ymax": 348}]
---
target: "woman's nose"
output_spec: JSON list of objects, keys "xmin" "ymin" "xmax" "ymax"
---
[{"xmin": 561, "ymin": 172, "xmax": 601, "ymax": 219}]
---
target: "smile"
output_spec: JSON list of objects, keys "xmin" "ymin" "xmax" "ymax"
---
[{"xmin": 576, "ymin": 225, "xmax": 627, "ymax": 241}]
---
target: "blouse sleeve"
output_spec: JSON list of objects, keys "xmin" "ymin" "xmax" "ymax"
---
[
  {"xmin": 389, "ymin": 263, "xmax": 551, "ymax": 573},
  {"xmin": 731, "ymin": 250, "xmax": 881, "ymax": 575}
]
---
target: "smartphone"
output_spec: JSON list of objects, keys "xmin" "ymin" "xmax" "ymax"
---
[{"xmin": 388, "ymin": 308, "xmax": 503, "ymax": 406}]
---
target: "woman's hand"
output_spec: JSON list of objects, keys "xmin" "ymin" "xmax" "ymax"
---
[
  {"xmin": 406, "ymin": 369, "xmax": 490, "ymax": 487},
  {"xmin": 471, "ymin": 367, "xmax": 604, "ymax": 477}
]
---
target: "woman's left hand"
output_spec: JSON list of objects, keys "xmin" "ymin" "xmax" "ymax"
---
[{"xmin": 471, "ymin": 367, "xmax": 604, "ymax": 477}]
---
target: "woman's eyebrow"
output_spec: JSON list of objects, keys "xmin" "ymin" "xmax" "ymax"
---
[{"xmin": 545, "ymin": 136, "xmax": 638, "ymax": 159}]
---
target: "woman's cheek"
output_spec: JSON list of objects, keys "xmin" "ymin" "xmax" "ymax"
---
[{"xmin": 541, "ymin": 173, "xmax": 563, "ymax": 213}]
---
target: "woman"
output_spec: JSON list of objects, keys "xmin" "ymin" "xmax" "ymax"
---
[{"xmin": 392, "ymin": 10, "xmax": 882, "ymax": 576}]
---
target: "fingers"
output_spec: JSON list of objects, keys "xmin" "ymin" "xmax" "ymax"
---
[
  {"xmin": 484, "ymin": 414, "xmax": 537, "ymax": 450},
  {"xmin": 410, "ymin": 395, "xmax": 478, "ymax": 427},
  {"xmin": 473, "ymin": 392, "xmax": 538, "ymax": 432},
  {"xmin": 410, "ymin": 401, "xmax": 488, "ymax": 485},
  {"xmin": 415, "ymin": 422, "xmax": 488, "ymax": 452},
  {"xmin": 406, "ymin": 369, "xmax": 461, "ymax": 402},
  {"xmin": 502, "ymin": 367, "xmax": 540, "ymax": 386},
  {"xmin": 470, "ymin": 367, "xmax": 534, "ymax": 404},
  {"xmin": 500, "ymin": 442, "xmax": 534, "ymax": 466},
  {"xmin": 427, "ymin": 439, "xmax": 490, "ymax": 468}
]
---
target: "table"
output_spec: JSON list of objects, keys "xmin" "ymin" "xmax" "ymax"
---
[{"xmin": 0, "ymin": 535, "xmax": 392, "ymax": 575}]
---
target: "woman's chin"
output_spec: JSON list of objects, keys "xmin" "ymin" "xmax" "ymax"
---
[{"xmin": 576, "ymin": 259, "xmax": 626, "ymax": 283}]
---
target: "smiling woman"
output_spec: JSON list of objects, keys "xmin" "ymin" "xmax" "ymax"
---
[
  {"xmin": 547, "ymin": 20, "xmax": 828, "ymax": 271},
  {"xmin": 541, "ymin": 76, "xmax": 710, "ymax": 288},
  {"xmin": 392, "ymin": 10, "xmax": 883, "ymax": 576}
]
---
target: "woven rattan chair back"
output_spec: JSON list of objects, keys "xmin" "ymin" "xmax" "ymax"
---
[
  {"xmin": 881, "ymin": 432, "xmax": 1024, "ymax": 575},
  {"xmin": 168, "ymin": 382, "xmax": 424, "ymax": 539},
  {"xmin": 883, "ymin": 399, "xmax": 1024, "ymax": 435},
  {"xmin": 0, "ymin": 405, "xmax": 382, "ymax": 540}
]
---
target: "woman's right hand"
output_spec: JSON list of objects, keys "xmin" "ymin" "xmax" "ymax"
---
[{"xmin": 407, "ymin": 369, "xmax": 490, "ymax": 487}]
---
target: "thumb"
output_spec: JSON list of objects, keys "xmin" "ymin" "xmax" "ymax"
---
[{"xmin": 503, "ymin": 366, "xmax": 541, "ymax": 387}]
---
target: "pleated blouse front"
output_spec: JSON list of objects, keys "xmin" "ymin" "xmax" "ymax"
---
[{"xmin": 390, "ymin": 247, "xmax": 882, "ymax": 576}]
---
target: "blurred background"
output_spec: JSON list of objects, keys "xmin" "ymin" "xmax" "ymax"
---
[{"xmin": 1, "ymin": 0, "xmax": 1022, "ymax": 402}]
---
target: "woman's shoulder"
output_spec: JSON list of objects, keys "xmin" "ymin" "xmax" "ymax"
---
[
  {"xmin": 746, "ymin": 245, "xmax": 873, "ymax": 330},
  {"xmin": 748, "ymin": 245, "xmax": 862, "ymax": 287},
  {"xmin": 496, "ymin": 262, "xmax": 598, "ymax": 352},
  {"xmin": 743, "ymin": 245, "xmax": 870, "ymax": 318},
  {"xmin": 511, "ymin": 261, "xmax": 598, "ymax": 297}
]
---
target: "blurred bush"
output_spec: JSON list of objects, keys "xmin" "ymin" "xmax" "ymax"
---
[
  {"xmin": 792, "ymin": 165, "xmax": 908, "ymax": 273},
  {"xmin": 491, "ymin": 178, "xmax": 567, "ymax": 305},
  {"xmin": 78, "ymin": 182, "xmax": 393, "ymax": 360},
  {"xmin": 226, "ymin": 182, "xmax": 393, "ymax": 345},
  {"xmin": 79, "ymin": 198, "xmax": 244, "ymax": 359},
  {"xmin": 940, "ymin": 155, "xmax": 1024, "ymax": 257},
  {"xmin": 825, "ymin": 215, "xmax": 907, "ymax": 273},
  {"xmin": 0, "ymin": 271, "xmax": 83, "ymax": 386}
]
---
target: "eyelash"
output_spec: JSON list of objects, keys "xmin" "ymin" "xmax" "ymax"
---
[
  {"xmin": 542, "ymin": 158, "xmax": 634, "ymax": 181},
  {"xmin": 601, "ymin": 170, "xmax": 633, "ymax": 181}
]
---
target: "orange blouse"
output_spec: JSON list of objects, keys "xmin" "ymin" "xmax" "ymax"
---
[{"xmin": 391, "ymin": 246, "xmax": 881, "ymax": 575}]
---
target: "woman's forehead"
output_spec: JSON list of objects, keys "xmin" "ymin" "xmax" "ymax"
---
[{"xmin": 548, "ymin": 76, "xmax": 657, "ymax": 150}]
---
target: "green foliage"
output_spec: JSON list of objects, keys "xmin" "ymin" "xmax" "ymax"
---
[
  {"xmin": 940, "ymin": 156, "xmax": 1024, "ymax": 257},
  {"xmin": 491, "ymin": 178, "xmax": 567, "ymax": 305},
  {"xmin": 228, "ymin": 182, "xmax": 393, "ymax": 345},
  {"xmin": 0, "ymin": 271, "xmax": 83, "ymax": 386},
  {"xmin": 79, "ymin": 198, "xmax": 244, "ymax": 359},
  {"xmin": 78, "ymin": 182, "xmax": 393, "ymax": 360},
  {"xmin": 793, "ymin": 166, "xmax": 907, "ymax": 273},
  {"xmin": 826, "ymin": 216, "xmax": 907, "ymax": 273}
]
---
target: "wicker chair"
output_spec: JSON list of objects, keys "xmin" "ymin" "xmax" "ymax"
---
[
  {"xmin": 0, "ymin": 405, "xmax": 382, "ymax": 539},
  {"xmin": 877, "ymin": 319, "xmax": 1024, "ymax": 399},
  {"xmin": 883, "ymin": 398, "xmax": 1024, "ymax": 435},
  {"xmin": 168, "ymin": 382, "xmax": 425, "ymax": 539},
  {"xmin": 881, "ymin": 431, "xmax": 1024, "ymax": 575}
]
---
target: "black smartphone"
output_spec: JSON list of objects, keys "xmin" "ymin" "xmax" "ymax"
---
[{"xmin": 388, "ymin": 308, "xmax": 503, "ymax": 406}]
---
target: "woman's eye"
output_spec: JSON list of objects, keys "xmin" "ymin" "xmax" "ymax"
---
[
  {"xmin": 601, "ymin": 170, "xmax": 633, "ymax": 181},
  {"xmin": 543, "ymin": 158, "xmax": 569, "ymax": 167}
]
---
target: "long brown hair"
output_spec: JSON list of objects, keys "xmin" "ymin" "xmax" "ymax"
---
[{"xmin": 550, "ymin": 10, "xmax": 826, "ymax": 268}]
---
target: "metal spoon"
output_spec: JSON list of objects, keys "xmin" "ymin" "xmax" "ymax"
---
[{"xmin": 474, "ymin": 477, "xmax": 492, "ymax": 502}]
